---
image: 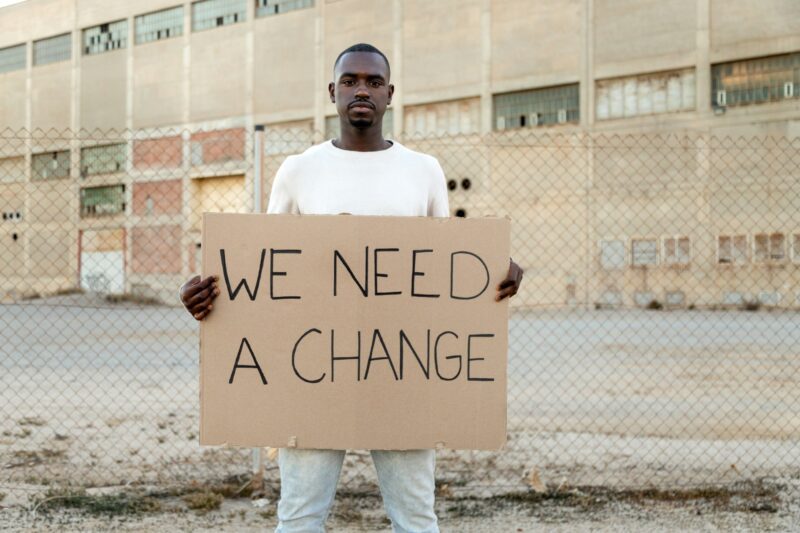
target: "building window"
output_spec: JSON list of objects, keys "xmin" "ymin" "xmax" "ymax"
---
[
  {"xmin": 753, "ymin": 232, "xmax": 785, "ymax": 263},
  {"xmin": 403, "ymin": 99, "xmax": 480, "ymax": 137},
  {"xmin": 135, "ymin": 6, "xmax": 184, "ymax": 44},
  {"xmin": 494, "ymin": 84, "xmax": 579, "ymax": 130},
  {"xmin": 0, "ymin": 43, "xmax": 26, "ymax": 74},
  {"xmin": 192, "ymin": 0, "xmax": 246, "ymax": 31},
  {"xmin": 83, "ymin": 20, "xmax": 128, "ymax": 55},
  {"xmin": 718, "ymin": 235, "xmax": 748, "ymax": 265},
  {"xmin": 712, "ymin": 52, "xmax": 800, "ymax": 109},
  {"xmin": 596, "ymin": 69, "xmax": 695, "ymax": 120},
  {"xmin": 325, "ymin": 109, "xmax": 393, "ymax": 140},
  {"xmin": 631, "ymin": 238, "xmax": 658, "ymax": 266},
  {"xmin": 256, "ymin": 0, "xmax": 313, "ymax": 17},
  {"xmin": 33, "ymin": 33, "xmax": 71, "ymax": 66},
  {"xmin": 599, "ymin": 239, "xmax": 626, "ymax": 270},
  {"xmin": 32, "ymin": 150, "xmax": 70, "ymax": 180},
  {"xmin": 81, "ymin": 143, "xmax": 126, "ymax": 177},
  {"xmin": 663, "ymin": 236, "xmax": 690, "ymax": 266},
  {"xmin": 80, "ymin": 185, "xmax": 126, "ymax": 217}
]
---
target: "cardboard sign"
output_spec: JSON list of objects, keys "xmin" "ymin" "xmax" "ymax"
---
[{"xmin": 200, "ymin": 213, "xmax": 510, "ymax": 450}]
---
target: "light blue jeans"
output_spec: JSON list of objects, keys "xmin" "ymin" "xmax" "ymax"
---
[{"xmin": 275, "ymin": 448, "xmax": 439, "ymax": 533}]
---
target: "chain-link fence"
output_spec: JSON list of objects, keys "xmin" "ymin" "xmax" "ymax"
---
[{"xmin": 1, "ymin": 126, "xmax": 799, "ymax": 499}]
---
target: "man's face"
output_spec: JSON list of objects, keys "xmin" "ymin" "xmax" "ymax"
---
[{"xmin": 329, "ymin": 52, "xmax": 393, "ymax": 130}]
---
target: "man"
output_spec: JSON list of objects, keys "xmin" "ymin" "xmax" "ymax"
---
[{"xmin": 180, "ymin": 43, "xmax": 523, "ymax": 532}]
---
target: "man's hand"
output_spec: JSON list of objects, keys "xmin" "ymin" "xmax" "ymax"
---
[
  {"xmin": 180, "ymin": 275, "xmax": 220, "ymax": 320},
  {"xmin": 496, "ymin": 259, "xmax": 523, "ymax": 301}
]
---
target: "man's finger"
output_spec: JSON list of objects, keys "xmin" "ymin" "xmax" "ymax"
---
[
  {"xmin": 189, "ymin": 298, "xmax": 213, "ymax": 315},
  {"xmin": 497, "ymin": 278, "xmax": 516, "ymax": 290},
  {"xmin": 182, "ymin": 276, "xmax": 210, "ymax": 299},
  {"xmin": 495, "ymin": 286, "xmax": 516, "ymax": 301},
  {"xmin": 187, "ymin": 285, "xmax": 218, "ymax": 307},
  {"xmin": 193, "ymin": 304, "xmax": 214, "ymax": 320}
]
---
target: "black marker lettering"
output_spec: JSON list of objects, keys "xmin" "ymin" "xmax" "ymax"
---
[
  {"xmin": 434, "ymin": 331, "xmax": 462, "ymax": 381},
  {"xmin": 467, "ymin": 333, "xmax": 495, "ymax": 382},
  {"xmin": 330, "ymin": 329, "xmax": 361, "ymax": 382},
  {"xmin": 450, "ymin": 251, "xmax": 490, "ymax": 300},
  {"xmin": 364, "ymin": 329, "xmax": 399, "ymax": 380},
  {"xmin": 292, "ymin": 328, "xmax": 324, "ymax": 383},
  {"xmin": 399, "ymin": 329, "xmax": 430, "ymax": 379},
  {"xmin": 270, "ymin": 248, "xmax": 302, "ymax": 300},
  {"xmin": 228, "ymin": 337, "xmax": 267, "ymax": 384},
  {"xmin": 333, "ymin": 247, "xmax": 369, "ymax": 297},
  {"xmin": 411, "ymin": 249, "xmax": 440, "ymax": 298},
  {"xmin": 374, "ymin": 248, "xmax": 402, "ymax": 296},
  {"xmin": 220, "ymin": 248, "xmax": 266, "ymax": 301}
]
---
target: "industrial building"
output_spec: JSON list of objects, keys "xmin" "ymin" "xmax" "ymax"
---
[{"xmin": 0, "ymin": 0, "xmax": 799, "ymax": 308}]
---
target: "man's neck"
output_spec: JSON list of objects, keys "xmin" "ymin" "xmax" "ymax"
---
[{"xmin": 335, "ymin": 123, "xmax": 392, "ymax": 152}]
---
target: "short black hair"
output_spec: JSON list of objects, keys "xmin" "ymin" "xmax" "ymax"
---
[{"xmin": 334, "ymin": 43, "xmax": 391, "ymax": 79}]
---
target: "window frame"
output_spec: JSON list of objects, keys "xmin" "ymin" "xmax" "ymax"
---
[
  {"xmin": 191, "ymin": 0, "xmax": 247, "ymax": 32},
  {"xmin": 79, "ymin": 184, "xmax": 127, "ymax": 218},
  {"xmin": 753, "ymin": 232, "xmax": 786, "ymax": 264},
  {"xmin": 717, "ymin": 234, "xmax": 749, "ymax": 266},
  {"xmin": 631, "ymin": 236, "xmax": 659, "ymax": 267},
  {"xmin": 33, "ymin": 33, "xmax": 72, "ymax": 66},
  {"xmin": 598, "ymin": 238, "xmax": 627, "ymax": 271},
  {"xmin": 662, "ymin": 235, "xmax": 691, "ymax": 267},
  {"xmin": 135, "ymin": 6, "xmax": 185, "ymax": 45}
]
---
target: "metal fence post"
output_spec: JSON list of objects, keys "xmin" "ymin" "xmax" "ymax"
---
[{"xmin": 251, "ymin": 124, "xmax": 265, "ymax": 484}]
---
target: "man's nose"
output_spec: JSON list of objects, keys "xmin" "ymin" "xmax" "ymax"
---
[{"xmin": 355, "ymin": 83, "xmax": 370, "ymax": 97}]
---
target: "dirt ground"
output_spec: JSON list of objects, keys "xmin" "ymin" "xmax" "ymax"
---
[
  {"xmin": 1, "ymin": 476, "xmax": 798, "ymax": 531},
  {"xmin": 1, "ymin": 296, "xmax": 799, "ymax": 529}
]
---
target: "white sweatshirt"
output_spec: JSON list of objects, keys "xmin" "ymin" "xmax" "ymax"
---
[{"xmin": 266, "ymin": 140, "xmax": 450, "ymax": 218}]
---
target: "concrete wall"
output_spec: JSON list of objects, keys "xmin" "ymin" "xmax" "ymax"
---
[
  {"xmin": 1, "ymin": 0, "xmax": 799, "ymax": 134},
  {"xmin": 0, "ymin": 71, "xmax": 26, "ymax": 130},
  {"xmin": 31, "ymin": 62, "xmax": 72, "ymax": 129},
  {"xmin": 81, "ymin": 51, "xmax": 127, "ymax": 130},
  {"xmin": 491, "ymin": 0, "xmax": 581, "ymax": 90},
  {"xmin": 253, "ymin": 8, "xmax": 315, "ymax": 118},
  {"xmin": 133, "ymin": 39, "xmax": 184, "ymax": 129},
  {"xmin": 190, "ymin": 24, "xmax": 246, "ymax": 122}
]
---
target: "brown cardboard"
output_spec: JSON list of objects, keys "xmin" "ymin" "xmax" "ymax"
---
[{"xmin": 200, "ymin": 213, "xmax": 510, "ymax": 450}]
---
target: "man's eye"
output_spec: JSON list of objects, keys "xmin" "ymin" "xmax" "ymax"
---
[{"xmin": 370, "ymin": 81, "xmax": 382, "ymax": 87}]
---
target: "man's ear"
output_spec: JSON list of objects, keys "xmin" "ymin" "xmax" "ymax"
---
[
  {"xmin": 328, "ymin": 82, "xmax": 335, "ymax": 103},
  {"xmin": 387, "ymin": 83, "xmax": 394, "ymax": 105}
]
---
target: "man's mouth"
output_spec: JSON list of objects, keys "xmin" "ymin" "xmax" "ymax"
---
[{"xmin": 349, "ymin": 102, "xmax": 374, "ymax": 110}]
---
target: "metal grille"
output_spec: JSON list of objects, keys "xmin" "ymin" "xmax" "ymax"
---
[
  {"xmin": 493, "ymin": 84, "xmax": 580, "ymax": 129},
  {"xmin": 0, "ymin": 127, "xmax": 799, "ymax": 502},
  {"xmin": 256, "ymin": 0, "xmax": 314, "ymax": 18},
  {"xmin": 80, "ymin": 184, "xmax": 126, "ymax": 217},
  {"xmin": 192, "ymin": 0, "xmax": 246, "ymax": 32},
  {"xmin": 33, "ymin": 33, "xmax": 72, "ymax": 66},
  {"xmin": 80, "ymin": 143, "xmax": 127, "ymax": 177},
  {"xmin": 0, "ymin": 43, "xmax": 26, "ymax": 74},
  {"xmin": 712, "ymin": 52, "xmax": 800, "ymax": 108},
  {"xmin": 31, "ymin": 150, "xmax": 70, "ymax": 180},
  {"xmin": 135, "ymin": 6, "xmax": 184, "ymax": 45},
  {"xmin": 83, "ymin": 20, "xmax": 128, "ymax": 55}
]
